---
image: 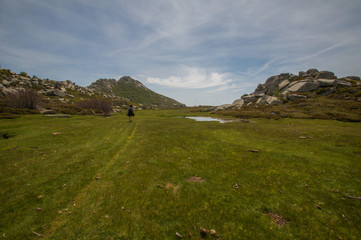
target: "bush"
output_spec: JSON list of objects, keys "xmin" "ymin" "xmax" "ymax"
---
[
  {"xmin": 3, "ymin": 89, "xmax": 42, "ymax": 109},
  {"xmin": 76, "ymin": 99, "xmax": 113, "ymax": 115},
  {"xmin": 19, "ymin": 72, "xmax": 29, "ymax": 77},
  {"xmin": 42, "ymin": 101, "xmax": 82, "ymax": 115}
]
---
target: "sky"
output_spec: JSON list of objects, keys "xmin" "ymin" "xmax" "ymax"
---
[{"xmin": 1, "ymin": 0, "xmax": 361, "ymax": 106}]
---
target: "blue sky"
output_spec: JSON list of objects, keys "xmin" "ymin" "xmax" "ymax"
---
[{"xmin": 1, "ymin": 0, "xmax": 361, "ymax": 106}]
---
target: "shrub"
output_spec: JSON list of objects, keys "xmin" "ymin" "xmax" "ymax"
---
[
  {"xmin": 272, "ymin": 89, "xmax": 282, "ymax": 97},
  {"xmin": 43, "ymin": 101, "xmax": 82, "ymax": 115},
  {"xmin": 19, "ymin": 72, "xmax": 29, "ymax": 77},
  {"xmin": 76, "ymin": 99, "xmax": 113, "ymax": 115},
  {"xmin": 3, "ymin": 89, "xmax": 42, "ymax": 109}
]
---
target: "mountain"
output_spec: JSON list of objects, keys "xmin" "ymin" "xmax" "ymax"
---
[
  {"xmin": 216, "ymin": 68, "xmax": 361, "ymax": 121},
  {"xmin": 0, "ymin": 68, "xmax": 184, "ymax": 108},
  {"xmin": 0, "ymin": 68, "xmax": 185, "ymax": 117},
  {"xmin": 88, "ymin": 76, "xmax": 185, "ymax": 108}
]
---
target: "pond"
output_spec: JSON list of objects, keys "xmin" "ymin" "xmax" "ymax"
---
[{"xmin": 185, "ymin": 116, "xmax": 249, "ymax": 123}]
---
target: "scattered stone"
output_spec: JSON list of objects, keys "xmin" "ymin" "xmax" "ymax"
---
[
  {"xmin": 346, "ymin": 195, "xmax": 361, "ymax": 201},
  {"xmin": 36, "ymin": 208, "xmax": 42, "ymax": 211},
  {"xmin": 215, "ymin": 104, "xmax": 233, "ymax": 111},
  {"xmin": 315, "ymin": 71, "xmax": 336, "ymax": 79},
  {"xmin": 232, "ymin": 98, "xmax": 244, "ymax": 107},
  {"xmin": 233, "ymin": 183, "xmax": 239, "ymax": 190},
  {"xmin": 105, "ymin": 215, "xmax": 109, "ymax": 219},
  {"xmin": 264, "ymin": 75, "xmax": 283, "ymax": 95},
  {"xmin": 265, "ymin": 95, "xmax": 282, "ymax": 105},
  {"xmin": 37, "ymin": 195, "xmax": 44, "ymax": 199},
  {"xmin": 241, "ymin": 94, "xmax": 258, "ymax": 103},
  {"xmin": 210, "ymin": 229, "xmax": 219, "ymax": 238},
  {"xmin": 52, "ymin": 132, "xmax": 63, "ymax": 136},
  {"xmin": 200, "ymin": 227, "xmax": 209, "ymax": 238},
  {"xmin": 317, "ymin": 79, "xmax": 337, "ymax": 87},
  {"xmin": 306, "ymin": 68, "xmax": 319, "ymax": 75},
  {"xmin": 253, "ymin": 83, "xmax": 268, "ymax": 95},
  {"xmin": 39, "ymin": 109, "xmax": 56, "ymax": 114},
  {"xmin": 346, "ymin": 76, "xmax": 361, "ymax": 81},
  {"xmin": 337, "ymin": 80, "xmax": 352, "ymax": 87},
  {"xmin": 278, "ymin": 80, "xmax": 290, "ymax": 90},
  {"xmin": 45, "ymin": 114, "xmax": 70, "ymax": 118},
  {"xmin": 288, "ymin": 81, "xmax": 319, "ymax": 92},
  {"xmin": 257, "ymin": 95, "xmax": 281, "ymax": 105}
]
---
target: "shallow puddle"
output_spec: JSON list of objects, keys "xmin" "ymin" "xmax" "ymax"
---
[{"xmin": 185, "ymin": 116, "xmax": 247, "ymax": 123}]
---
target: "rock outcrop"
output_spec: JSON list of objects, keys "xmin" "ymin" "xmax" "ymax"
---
[
  {"xmin": 223, "ymin": 68, "xmax": 361, "ymax": 109},
  {"xmin": 0, "ymin": 69, "xmax": 95, "ymax": 103}
]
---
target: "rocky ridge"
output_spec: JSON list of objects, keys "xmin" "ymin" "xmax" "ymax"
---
[
  {"xmin": 217, "ymin": 68, "xmax": 361, "ymax": 110},
  {"xmin": 0, "ymin": 69, "xmax": 102, "ymax": 102},
  {"xmin": 0, "ymin": 68, "xmax": 184, "ymax": 109}
]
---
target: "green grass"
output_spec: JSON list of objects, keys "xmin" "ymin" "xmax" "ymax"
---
[{"xmin": 0, "ymin": 110, "xmax": 360, "ymax": 239}]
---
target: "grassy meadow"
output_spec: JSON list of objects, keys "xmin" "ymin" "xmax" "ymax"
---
[{"xmin": 0, "ymin": 110, "xmax": 360, "ymax": 239}]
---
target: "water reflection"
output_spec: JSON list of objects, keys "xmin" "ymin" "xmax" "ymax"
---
[{"xmin": 186, "ymin": 116, "xmax": 246, "ymax": 123}]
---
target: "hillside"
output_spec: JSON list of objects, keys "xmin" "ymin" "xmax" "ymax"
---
[
  {"xmin": 88, "ymin": 77, "xmax": 185, "ymax": 108},
  {"xmin": 0, "ymin": 68, "xmax": 184, "ymax": 116},
  {"xmin": 217, "ymin": 68, "xmax": 361, "ymax": 121}
]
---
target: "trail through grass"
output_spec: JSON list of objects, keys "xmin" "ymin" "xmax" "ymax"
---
[{"xmin": 1, "ymin": 110, "xmax": 360, "ymax": 239}]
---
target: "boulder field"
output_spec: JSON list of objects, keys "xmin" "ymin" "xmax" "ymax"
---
[{"xmin": 215, "ymin": 68, "xmax": 360, "ymax": 110}]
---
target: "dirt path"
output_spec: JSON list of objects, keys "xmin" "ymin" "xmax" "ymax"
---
[{"xmin": 42, "ymin": 121, "xmax": 139, "ymax": 239}]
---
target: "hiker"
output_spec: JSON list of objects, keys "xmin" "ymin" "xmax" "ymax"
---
[{"xmin": 127, "ymin": 105, "xmax": 135, "ymax": 122}]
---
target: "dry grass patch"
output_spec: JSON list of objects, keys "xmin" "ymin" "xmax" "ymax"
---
[
  {"xmin": 187, "ymin": 176, "xmax": 205, "ymax": 183},
  {"xmin": 265, "ymin": 212, "xmax": 289, "ymax": 227}
]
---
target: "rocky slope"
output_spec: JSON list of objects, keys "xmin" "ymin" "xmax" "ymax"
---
[
  {"xmin": 218, "ymin": 68, "xmax": 361, "ymax": 110},
  {"xmin": 0, "ymin": 68, "xmax": 184, "ymax": 109}
]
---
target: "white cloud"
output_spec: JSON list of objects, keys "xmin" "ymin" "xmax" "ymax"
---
[{"xmin": 146, "ymin": 65, "xmax": 233, "ymax": 89}]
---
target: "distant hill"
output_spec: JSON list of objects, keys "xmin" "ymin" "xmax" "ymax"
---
[{"xmin": 88, "ymin": 77, "xmax": 185, "ymax": 108}]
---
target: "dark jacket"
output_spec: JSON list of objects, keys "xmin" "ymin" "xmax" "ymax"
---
[{"xmin": 127, "ymin": 107, "xmax": 135, "ymax": 116}]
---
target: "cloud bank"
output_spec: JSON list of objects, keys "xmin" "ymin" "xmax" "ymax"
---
[
  {"xmin": 1, "ymin": 0, "xmax": 361, "ymax": 105},
  {"xmin": 147, "ymin": 66, "xmax": 232, "ymax": 89}
]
